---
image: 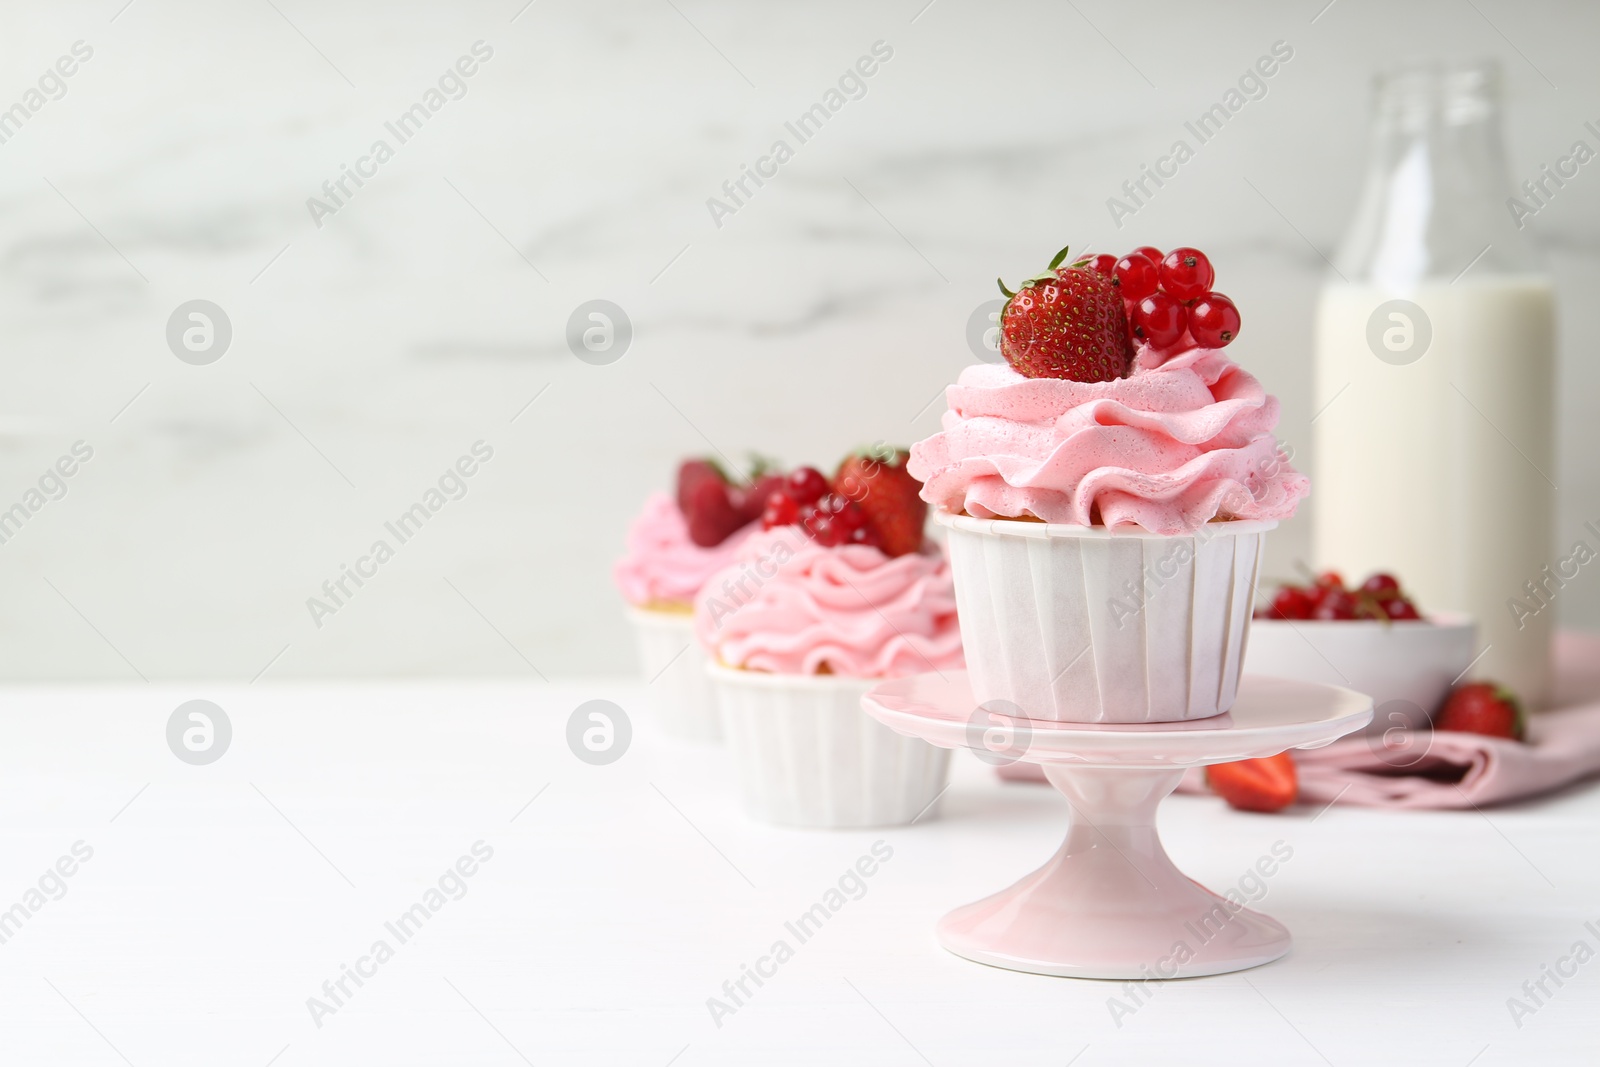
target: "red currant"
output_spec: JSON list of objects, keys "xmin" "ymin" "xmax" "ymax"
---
[
  {"xmin": 1269, "ymin": 586, "xmax": 1315, "ymax": 620},
  {"xmin": 761, "ymin": 490, "xmax": 799, "ymax": 530},
  {"xmin": 1188, "ymin": 292, "xmax": 1240, "ymax": 347},
  {"xmin": 1303, "ymin": 572, "xmax": 1342, "ymax": 611},
  {"xmin": 805, "ymin": 512, "xmax": 839, "ymax": 546},
  {"xmin": 1361, "ymin": 573, "xmax": 1400, "ymax": 595},
  {"xmin": 1079, "ymin": 253, "xmax": 1118, "ymax": 275},
  {"xmin": 1159, "ymin": 247, "xmax": 1214, "ymax": 303},
  {"xmin": 829, "ymin": 494, "xmax": 881, "ymax": 548},
  {"xmin": 1130, "ymin": 292, "xmax": 1187, "ymax": 349},
  {"xmin": 785, "ymin": 467, "xmax": 829, "ymax": 507},
  {"xmin": 1131, "ymin": 245, "xmax": 1163, "ymax": 264},
  {"xmin": 802, "ymin": 493, "xmax": 871, "ymax": 548},
  {"xmin": 1112, "ymin": 253, "xmax": 1160, "ymax": 300},
  {"xmin": 1385, "ymin": 598, "xmax": 1422, "ymax": 621},
  {"xmin": 1313, "ymin": 589, "xmax": 1358, "ymax": 620}
]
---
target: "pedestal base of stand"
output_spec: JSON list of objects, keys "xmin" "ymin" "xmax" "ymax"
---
[
  {"xmin": 936, "ymin": 766, "xmax": 1288, "ymax": 979},
  {"xmin": 860, "ymin": 672, "xmax": 1372, "ymax": 981}
]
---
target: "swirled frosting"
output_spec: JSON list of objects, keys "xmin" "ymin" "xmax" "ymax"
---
[
  {"xmin": 694, "ymin": 526, "xmax": 964, "ymax": 678},
  {"xmin": 613, "ymin": 492, "xmax": 753, "ymax": 609},
  {"xmin": 908, "ymin": 347, "xmax": 1308, "ymax": 534}
]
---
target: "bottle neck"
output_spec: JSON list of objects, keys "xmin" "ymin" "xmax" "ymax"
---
[{"xmin": 1334, "ymin": 63, "xmax": 1540, "ymax": 288}]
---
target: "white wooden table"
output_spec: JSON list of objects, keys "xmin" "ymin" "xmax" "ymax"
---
[{"xmin": 2, "ymin": 680, "xmax": 1593, "ymax": 1065}]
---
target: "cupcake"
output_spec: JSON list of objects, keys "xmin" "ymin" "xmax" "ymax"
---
[
  {"xmin": 614, "ymin": 459, "xmax": 783, "ymax": 740},
  {"xmin": 695, "ymin": 450, "xmax": 964, "ymax": 827},
  {"xmin": 909, "ymin": 245, "xmax": 1308, "ymax": 724}
]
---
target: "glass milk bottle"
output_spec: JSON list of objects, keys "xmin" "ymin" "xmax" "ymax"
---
[{"xmin": 1314, "ymin": 61, "xmax": 1556, "ymax": 706}]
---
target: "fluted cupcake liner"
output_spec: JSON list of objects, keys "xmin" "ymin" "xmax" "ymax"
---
[
  {"xmin": 936, "ymin": 512, "xmax": 1274, "ymax": 724},
  {"xmin": 627, "ymin": 607, "xmax": 721, "ymax": 742},
  {"xmin": 707, "ymin": 664, "xmax": 951, "ymax": 828}
]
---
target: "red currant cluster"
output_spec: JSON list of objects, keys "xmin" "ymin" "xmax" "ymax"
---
[
  {"xmin": 760, "ymin": 467, "xmax": 882, "ymax": 549},
  {"xmin": 1080, "ymin": 246, "xmax": 1239, "ymax": 351},
  {"xmin": 1255, "ymin": 570, "xmax": 1423, "ymax": 622}
]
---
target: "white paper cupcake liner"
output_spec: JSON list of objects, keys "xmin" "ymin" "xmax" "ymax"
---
[
  {"xmin": 707, "ymin": 664, "xmax": 952, "ymax": 828},
  {"xmin": 627, "ymin": 607, "xmax": 721, "ymax": 742},
  {"xmin": 936, "ymin": 513, "xmax": 1274, "ymax": 724}
]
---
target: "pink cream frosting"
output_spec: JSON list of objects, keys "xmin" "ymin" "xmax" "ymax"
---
[
  {"xmin": 909, "ymin": 346, "xmax": 1309, "ymax": 535},
  {"xmin": 694, "ymin": 526, "xmax": 964, "ymax": 678},
  {"xmin": 613, "ymin": 492, "xmax": 754, "ymax": 608}
]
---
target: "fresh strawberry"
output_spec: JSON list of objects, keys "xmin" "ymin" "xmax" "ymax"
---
[
  {"xmin": 731, "ymin": 471, "xmax": 784, "ymax": 527},
  {"xmin": 676, "ymin": 458, "xmax": 744, "ymax": 547},
  {"xmin": 1435, "ymin": 682, "xmax": 1525, "ymax": 741},
  {"xmin": 834, "ymin": 447, "xmax": 927, "ymax": 557},
  {"xmin": 1206, "ymin": 753, "xmax": 1297, "ymax": 813},
  {"xmin": 676, "ymin": 458, "xmax": 725, "ymax": 516},
  {"xmin": 681, "ymin": 478, "xmax": 742, "ymax": 547},
  {"xmin": 998, "ymin": 246, "xmax": 1133, "ymax": 382},
  {"xmin": 676, "ymin": 458, "xmax": 784, "ymax": 546}
]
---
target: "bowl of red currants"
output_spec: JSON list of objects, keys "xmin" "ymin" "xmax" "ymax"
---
[{"xmin": 1243, "ymin": 571, "xmax": 1477, "ymax": 738}]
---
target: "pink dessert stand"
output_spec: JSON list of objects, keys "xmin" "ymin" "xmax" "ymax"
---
[{"xmin": 861, "ymin": 672, "xmax": 1372, "ymax": 979}]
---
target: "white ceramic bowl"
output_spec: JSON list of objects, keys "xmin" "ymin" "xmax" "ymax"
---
[{"xmin": 1243, "ymin": 613, "xmax": 1477, "ymax": 737}]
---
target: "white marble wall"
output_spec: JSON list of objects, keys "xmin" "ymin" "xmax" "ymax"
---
[{"xmin": 0, "ymin": 0, "xmax": 1596, "ymax": 680}]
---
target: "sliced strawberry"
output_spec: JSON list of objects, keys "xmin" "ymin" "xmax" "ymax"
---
[
  {"xmin": 1435, "ymin": 682, "xmax": 1524, "ymax": 741},
  {"xmin": 834, "ymin": 447, "xmax": 927, "ymax": 557},
  {"xmin": 1206, "ymin": 752, "xmax": 1297, "ymax": 813}
]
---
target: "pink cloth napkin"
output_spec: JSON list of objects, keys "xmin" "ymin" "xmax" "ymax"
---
[
  {"xmin": 1280, "ymin": 630, "xmax": 1600, "ymax": 809},
  {"xmin": 1003, "ymin": 631, "xmax": 1600, "ymax": 810}
]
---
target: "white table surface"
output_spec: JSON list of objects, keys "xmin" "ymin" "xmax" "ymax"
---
[{"xmin": 4, "ymin": 680, "xmax": 1595, "ymax": 1066}]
